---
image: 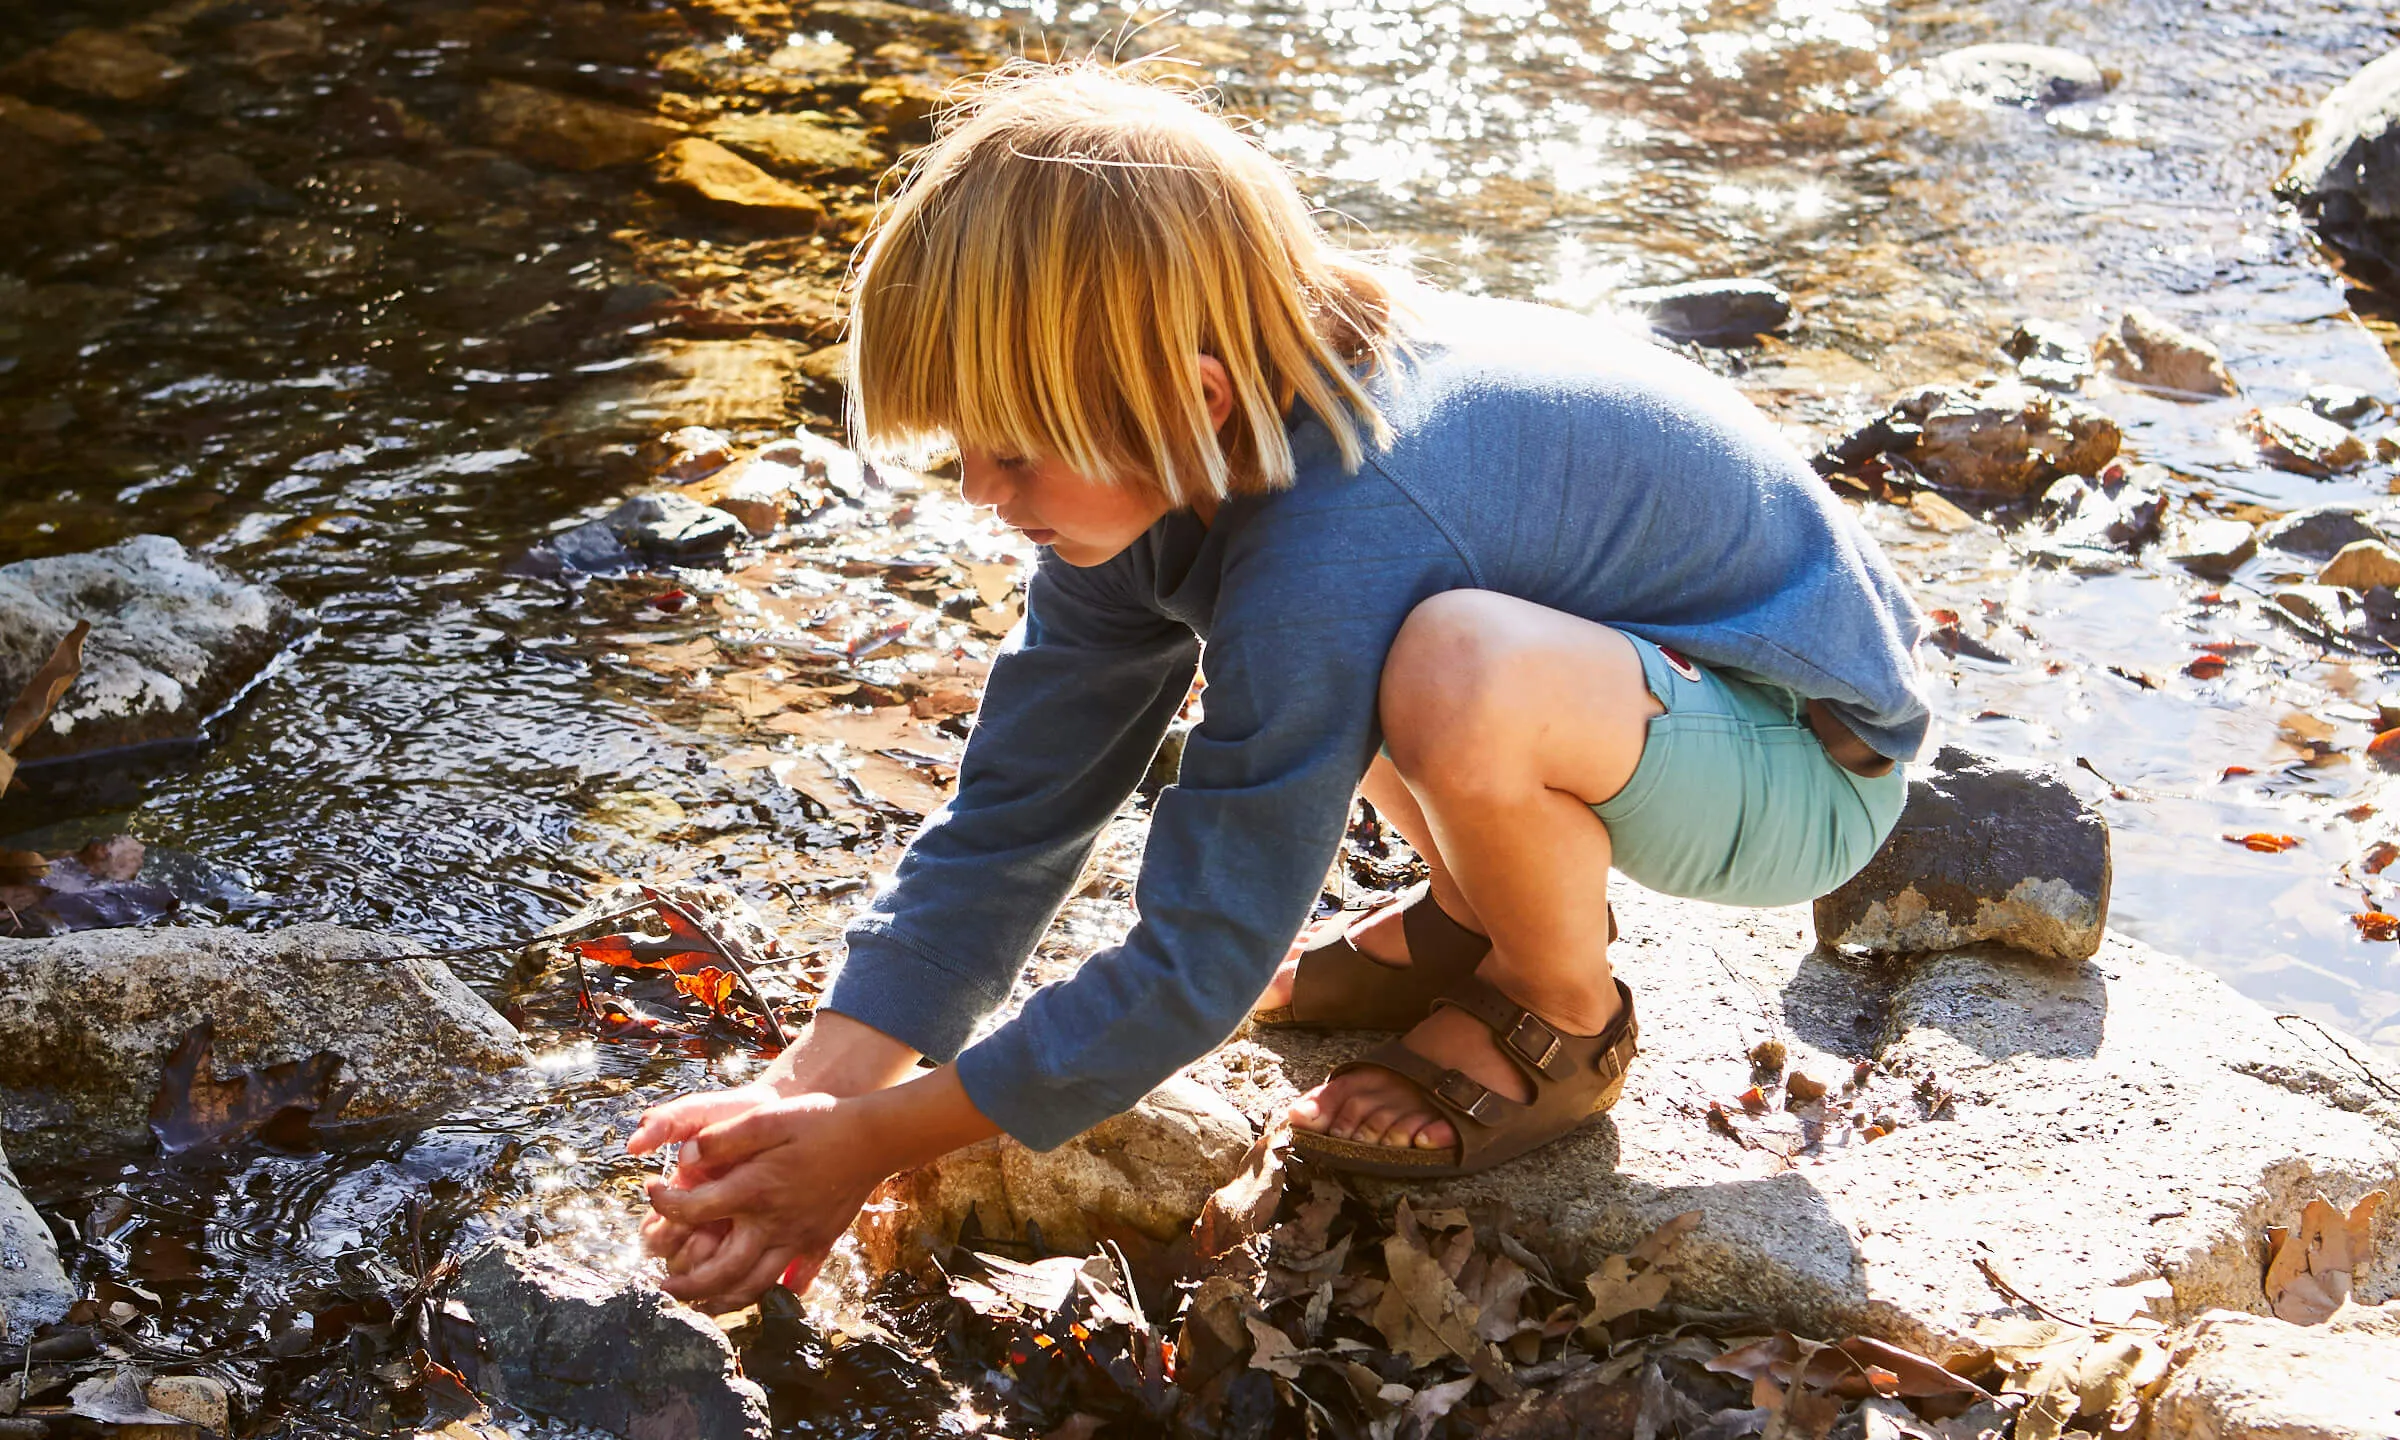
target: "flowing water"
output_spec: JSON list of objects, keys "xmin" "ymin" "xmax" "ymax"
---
[{"xmin": 4, "ymin": 0, "xmax": 2400, "ymax": 1431}]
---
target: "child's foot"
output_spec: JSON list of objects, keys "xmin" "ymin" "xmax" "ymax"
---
[{"xmin": 1286, "ymin": 966, "xmax": 1624, "ymax": 1151}]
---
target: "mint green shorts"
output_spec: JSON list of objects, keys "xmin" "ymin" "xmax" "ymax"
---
[{"xmin": 1593, "ymin": 635, "xmax": 1906, "ymax": 907}]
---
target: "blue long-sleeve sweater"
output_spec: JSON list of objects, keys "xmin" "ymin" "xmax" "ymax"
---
[{"xmin": 824, "ymin": 293, "xmax": 1931, "ymax": 1149}]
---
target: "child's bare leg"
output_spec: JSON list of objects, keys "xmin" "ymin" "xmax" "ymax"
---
[{"xmin": 1289, "ymin": 591, "xmax": 1660, "ymax": 1151}]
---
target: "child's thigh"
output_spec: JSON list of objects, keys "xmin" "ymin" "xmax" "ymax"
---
[{"xmin": 1591, "ymin": 636, "xmax": 1905, "ymax": 907}]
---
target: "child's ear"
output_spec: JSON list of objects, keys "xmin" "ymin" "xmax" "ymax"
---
[{"xmin": 1197, "ymin": 354, "xmax": 1236, "ymax": 431}]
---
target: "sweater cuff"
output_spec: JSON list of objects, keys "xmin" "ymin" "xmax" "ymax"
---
[
  {"xmin": 822, "ymin": 926, "xmax": 1012, "ymax": 1064},
  {"xmin": 954, "ymin": 1017, "xmax": 1114, "ymax": 1153}
]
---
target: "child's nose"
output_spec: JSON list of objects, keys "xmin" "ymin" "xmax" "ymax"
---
[{"xmin": 960, "ymin": 459, "xmax": 1009, "ymax": 511}]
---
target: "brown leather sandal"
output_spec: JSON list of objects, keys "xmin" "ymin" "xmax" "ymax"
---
[
  {"xmin": 1289, "ymin": 973, "xmax": 1638, "ymax": 1179},
  {"xmin": 1251, "ymin": 882, "xmax": 1490, "ymax": 1031}
]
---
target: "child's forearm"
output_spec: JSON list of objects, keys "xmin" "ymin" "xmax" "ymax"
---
[{"xmin": 846, "ymin": 1063, "xmax": 1001, "ymax": 1176}]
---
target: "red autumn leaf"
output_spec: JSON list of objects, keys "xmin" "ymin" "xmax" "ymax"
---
[
  {"xmin": 2370, "ymin": 730, "xmax": 2400, "ymax": 772},
  {"xmin": 2354, "ymin": 912, "xmax": 2400, "ymax": 941},
  {"xmin": 2366, "ymin": 841, "xmax": 2399, "ymax": 874},
  {"xmin": 565, "ymin": 934, "xmax": 721, "ymax": 975},
  {"xmin": 2225, "ymin": 832, "xmax": 2301, "ymax": 853},
  {"xmin": 2185, "ymin": 654, "xmax": 2228, "ymax": 679},
  {"xmin": 578, "ymin": 990, "xmax": 691, "ymax": 1041},
  {"xmin": 650, "ymin": 588, "xmax": 690, "ymax": 613},
  {"xmin": 2344, "ymin": 804, "xmax": 2380, "ymax": 822},
  {"xmin": 676, "ymin": 967, "xmax": 737, "ymax": 1012},
  {"xmin": 2220, "ymin": 766, "xmax": 2255, "ymax": 779}
]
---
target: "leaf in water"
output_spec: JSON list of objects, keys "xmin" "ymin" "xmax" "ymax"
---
[
  {"xmin": 2366, "ymin": 840, "xmax": 2400, "ymax": 874},
  {"xmin": 2351, "ymin": 912, "xmax": 2400, "ymax": 941},
  {"xmin": 2264, "ymin": 1191, "xmax": 2384, "ymax": 1324},
  {"xmin": 147, "ymin": 1018, "xmax": 343, "ymax": 1153},
  {"xmin": 566, "ymin": 933, "xmax": 721, "ymax": 975},
  {"xmin": 676, "ymin": 967, "xmax": 737, "ymax": 1012},
  {"xmin": 2222, "ymin": 832, "xmax": 2301, "ymax": 853}
]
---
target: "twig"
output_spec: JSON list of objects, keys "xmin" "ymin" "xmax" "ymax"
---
[
  {"xmin": 2273, "ymin": 1014, "xmax": 2400, "ymax": 1102},
  {"xmin": 643, "ymin": 888, "xmax": 790, "ymax": 1047},
  {"xmin": 1971, "ymin": 1249, "xmax": 2088, "ymax": 1328},
  {"xmin": 359, "ymin": 902, "xmax": 660, "ymax": 966}
]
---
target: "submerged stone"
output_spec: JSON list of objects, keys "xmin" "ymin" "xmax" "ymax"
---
[
  {"xmin": 514, "ymin": 494, "xmax": 750, "ymax": 577},
  {"xmin": 1618, "ymin": 278, "xmax": 1791, "ymax": 344},
  {"xmin": 655, "ymin": 137, "xmax": 826, "ymax": 222},
  {"xmin": 2166, "ymin": 516, "xmax": 2259, "ymax": 580},
  {"xmin": 2094, "ymin": 307, "xmax": 2239, "ymax": 398},
  {"xmin": 0, "ymin": 535, "xmax": 297, "ymax": 764},
  {"xmin": 2260, "ymin": 505, "xmax": 2387, "ymax": 560},
  {"xmin": 1815, "ymin": 745, "xmax": 2110, "ymax": 963},
  {"xmin": 2250, "ymin": 405, "xmax": 2369, "ymax": 476},
  {"xmin": 452, "ymin": 1240, "xmax": 771, "ymax": 1439},
  {"xmin": 18, "ymin": 27, "xmax": 186, "ymax": 103},
  {"xmin": 2002, "ymin": 317, "xmax": 2093, "ymax": 391},
  {"xmin": 470, "ymin": 80, "xmax": 686, "ymax": 171},
  {"xmin": 2304, "ymin": 383, "xmax": 2383, "ymax": 426},
  {"xmin": 1925, "ymin": 43, "xmax": 2115, "ymax": 107},
  {"xmin": 0, "ymin": 1137, "xmax": 72, "ymax": 1341},
  {"xmin": 706, "ymin": 112, "xmax": 886, "ymax": 177}
]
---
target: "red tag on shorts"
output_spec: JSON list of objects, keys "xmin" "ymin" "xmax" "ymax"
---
[{"xmin": 1658, "ymin": 646, "xmax": 1702, "ymax": 682}]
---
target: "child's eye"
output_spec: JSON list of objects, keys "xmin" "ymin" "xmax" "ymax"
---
[{"xmin": 996, "ymin": 455, "xmax": 1032, "ymax": 472}]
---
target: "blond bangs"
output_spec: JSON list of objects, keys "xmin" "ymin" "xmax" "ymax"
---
[{"xmin": 848, "ymin": 60, "xmax": 1397, "ymax": 503}]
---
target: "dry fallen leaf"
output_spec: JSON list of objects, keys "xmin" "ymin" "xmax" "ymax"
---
[
  {"xmin": 2264, "ymin": 1191, "xmax": 2385, "ymax": 1324},
  {"xmin": 1582, "ymin": 1211, "xmax": 1701, "ymax": 1329}
]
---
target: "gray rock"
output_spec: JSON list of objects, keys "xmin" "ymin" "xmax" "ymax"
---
[
  {"xmin": 2251, "ymin": 405, "xmax": 2369, "ymax": 476},
  {"xmin": 2167, "ymin": 516, "xmax": 2260, "ymax": 580},
  {"xmin": 2095, "ymin": 307, "xmax": 2239, "ymax": 398},
  {"xmin": 1238, "ymin": 890, "xmax": 2400, "ymax": 1362},
  {"xmin": 0, "ymin": 1137, "xmax": 72, "ymax": 1342},
  {"xmin": 855, "ymin": 1074, "xmax": 1255, "ymax": 1275},
  {"xmin": 2261, "ymin": 506, "xmax": 2387, "ymax": 560},
  {"xmin": 2276, "ymin": 50, "xmax": 2400, "ymax": 292},
  {"xmin": 2002, "ymin": 318, "xmax": 2094, "ymax": 391},
  {"xmin": 1815, "ymin": 745, "xmax": 2110, "ymax": 963},
  {"xmin": 1890, "ymin": 378, "xmax": 2121, "ymax": 496},
  {"xmin": 450, "ymin": 1240, "xmax": 770, "ymax": 1439},
  {"xmin": 1619, "ymin": 279, "xmax": 1791, "ymax": 344},
  {"xmin": 0, "ymin": 923, "xmax": 531, "ymax": 1166},
  {"xmin": 2274, "ymin": 584, "xmax": 2361, "ymax": 634},
  {"xmin": 2305, "ymin": 384, "xmax": 2383, "ymax": 426},
  {"xmin": 0, "ymin": 536, "xmax": 297, "ymax": 763},
  {"xmin": 2034, "ymin": 470, "xmax": 2166, "ymax": 554},
  {"xmin": 1926, "ymin": 43, "xmax": 2115, "ymax": 106},
  {"xmin": 2152, "ymin": 1307, "xmax": 2400, "ymax": 1440},
  {"xmin": 513, "ymin": 494, "xmax": 749, "ymax": 577}
]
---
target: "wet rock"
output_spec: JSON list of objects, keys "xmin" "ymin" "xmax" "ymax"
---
[
  {"xmin": 2151, "ymin": 1308, "xmax": 2400, "ymax": 1440},
  {"xmin": 451, "ymin": 1240, "xmax": 770, "ymax": 1439},
  {"xmin": 2261, "ymin": 506, "xmax": 2387, "ymax": 560},
  {"xmin": 318, "ymin": 157, "xmax": 470, "ymax": 222},
  {"xmin": 1881, "ymin": 378, "xmax": 2120, "ymax": 496},
  {"xmin": 0, "ymin": 95, "xmax": 106, "ymax": 148},
  {"xmin": 514, "ymin": 495, "xmax": 749, "ymax": 577},
  {"xmin": 0, "ymin": 923, "xmax": 531, "ymax": 1167},
  {"xmin": 648, "ymin": 425, "xmax": 738, "ymax": 484},
  {"xmin": 2001, "ymin": 318, "xmax": 2093, "ymax": 391},
  {"xmin": 0, "ymin": 1137, "xmax": 72, "ymax": 1342},
  {"xmin": 2318, "ymin": 540, "xmax": 2400, "ymax": 592},
  {"xmin": 179, "ymin": 150, "xmax": 299, "ymax": 215},
  {"xmin": 142, "ymin": 1375, "xmax": 229, "ymax": 1432},
  {"xmin": 1926, "ymin": 43, "xmax": 2115, "ymax": 106},
  {"xmin": 2094, "ymin": 307, "xmax": 2239, "ymax": 398},
  {"xmin": 2166, "ymin": 516, "xmax": 2259, "ymax": 580},
  {"xmin": 853, "ymin": 1075, "xmax": 1255, "ymax": 1275},
  {"xmin": 2276, "ymin": 50, "xmax": 2400, "ymax": 291},
  {"xmin": 2033, "ymin": 467, "xmax": 2166, "ymax": 556},
  {"xmin": 2305, "ymin": 384, "xmax": 2383, "ymax": 425},
  {"xmin": 469, "ymin": 80, "xmax": 686, "ymax": 171},
  {"xmin": 658, "ymin": 38, "xmax": 856, "ymax": 99},
  {"xmin": 1815, "ymin": 745, "xmax": 2110, "ymax": 963},
  {"xmin": 857, "ymin": 76, "xmax": 946, "ymax": 136},
  {"xmin": 1618, "ymin": 279, "xmax": 1790, "ymax": 344},
  {"xmin": 226, "ymin": 15, "xmax": 324, "ymax": 82},
  {"xmin": 654, "ymin": 137, "xmax": 826, "ymax": 223},
  {"xmin": 2250, "ymin": 405, "xmax": 2369, "ymax": 476},
  {"xmin": 2273, "ymin": 585, "xmax": 2359, "ymax": 634},
  {"xmin": 706, "ymin": 113, "xmax": 887, "ymax": 177},
  {"xmin": 0, "ymin": 536, "xmax": 296, "ymax": 764},
  {"xmin": 1245, "ymin": 887, "xmax": 2400, "ymax": 1360},
  {"xmin": 17, "ymin": 28, "xmax": 186, "ymax": 103}
]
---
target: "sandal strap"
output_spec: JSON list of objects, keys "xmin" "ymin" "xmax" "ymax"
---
[{"xmin": 1285, "ymin": 883, "xmax": 1490, "ymax": 1028}]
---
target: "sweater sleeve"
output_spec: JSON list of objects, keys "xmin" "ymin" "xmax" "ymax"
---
[
  {"xmin": 822, "ymin": 551, "xmax": 1198, "ymax": 1065},
  {"xmin": 953, "ymin": 502, "xmax": 1463, "ymax": 1149}
]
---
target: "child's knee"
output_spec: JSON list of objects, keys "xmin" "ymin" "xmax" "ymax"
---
[{"xmin": 1379, "ymin": 592, "xmax": 1538, "ymax": 774}]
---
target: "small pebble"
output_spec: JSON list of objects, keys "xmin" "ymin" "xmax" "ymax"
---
[
  {"xmin": 1786, "ymin": 1071, "xmax": 1828, "ymax": 1104},
  {"xmin": 1749, "ymin": 1039, "xmax": 1787, "ymax": 1072}
]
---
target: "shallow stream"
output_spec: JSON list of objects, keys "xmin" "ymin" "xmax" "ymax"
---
[{"xmin": 4, "ymin": 0, "xmax": 2400, "ymax": 1432}]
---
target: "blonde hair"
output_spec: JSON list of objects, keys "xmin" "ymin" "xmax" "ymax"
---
[{"xmin": 847, "ymin": 60, "xmax": 1398, "ymax": 504}]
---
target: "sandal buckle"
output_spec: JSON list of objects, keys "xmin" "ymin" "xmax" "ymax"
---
[
  {"xmin": 1504, "ymin": 1013, "xmax": 1563, "ymax": 1074},
  {"xmin": 1433, "ymin": 1069, "xmax": 1499, "ymax": 1123}
]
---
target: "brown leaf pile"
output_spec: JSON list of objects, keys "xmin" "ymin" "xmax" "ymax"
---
[{"xmin": 928, "ymin": 1132, "xmax": 2008, "ymax": 1440}]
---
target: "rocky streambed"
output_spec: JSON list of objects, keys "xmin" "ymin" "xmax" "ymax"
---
[{"xmin": 5, "ymin": 0, "xmax": 2400, "ymax": 1436}]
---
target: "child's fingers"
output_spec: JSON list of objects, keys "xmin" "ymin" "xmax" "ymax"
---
[
  {"xmin": 644, "ymin": 1171, "xmax": 764, "ymax": 1229},
  {"xmin": 686, "ymin": 1246, "xmax": 794, "ymax": 1314},
  {"xmin": 660, "ymin": 1223, "xmax": 765, "ymax": 1304},
  {"xmin": 627, "ymin": 1084, "xmax": 777, "ymax": 1155},
  {"xmin": 679, "ymin": 1100, "xmax": 808, "ymax": 1175}
]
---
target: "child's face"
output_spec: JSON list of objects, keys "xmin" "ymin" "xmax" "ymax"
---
[{"xmin": 958, "ymin": 450, "xmax": 1173, "ymax": 567}]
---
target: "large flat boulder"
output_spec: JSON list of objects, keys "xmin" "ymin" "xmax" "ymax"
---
[
  {"xmin": 2151, "ymin": 1307, "xmax": 2400, "ymax": 1440},
  {"xmin": 0, "ymin": 536, "xmax": 296, "ymax": 763},
  {"xmin": 0, "ymin": 923, "xmax": 531, "ymax": 1166},
  {"xmin": 1229, "ymin": 887, "xmax": 2400, "ymax": 1362}
]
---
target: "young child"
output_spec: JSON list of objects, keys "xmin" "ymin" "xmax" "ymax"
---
[{"xmin": 629, "ymin": 61, "xmax": 1929, "ymax": 1309}]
